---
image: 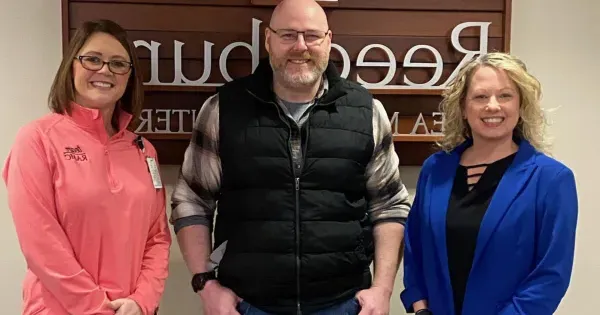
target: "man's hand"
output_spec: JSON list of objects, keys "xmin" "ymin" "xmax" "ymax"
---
[
  {"xmin": 109, "ymin": 298, "xmax": 142, "ymax": 315},
  {"xmin": 356, "ymin": 286, "xmax": 392, "ymax": 315},
  {"xmin": 199, "ymin": 280, "xmax": 242, "ymax": 315}
]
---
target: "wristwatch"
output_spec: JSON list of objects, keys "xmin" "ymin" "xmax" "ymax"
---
[
  {"xmin": 191, "ymin": 270, "xmax": 216, "ymax": 293},
  {"xmin": 415, "ymin": 309, "xmax": 433, "ymax": 315}
]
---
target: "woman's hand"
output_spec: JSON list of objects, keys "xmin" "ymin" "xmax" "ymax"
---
[{"xmin": 109, "ymin": 298, "xmax": 142, "ymax": 315}]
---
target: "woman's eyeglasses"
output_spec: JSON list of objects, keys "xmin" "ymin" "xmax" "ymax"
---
[{"xmin": 75, "ymin": 55, "xmax": 133, "ymax": 75}]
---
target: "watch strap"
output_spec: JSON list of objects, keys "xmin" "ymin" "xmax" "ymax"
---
[{"xmin": 191, "ymin": 270, "xmax": 217, "ymax": 293}]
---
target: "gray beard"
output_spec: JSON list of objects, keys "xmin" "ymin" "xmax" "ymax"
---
[
  {"xmin": 270, "ymin": 60, "xmax": 326, "ymax": 89},
  {"xmin": 279, "ymin": 69, "xmax": 320, "ymax": 89}
]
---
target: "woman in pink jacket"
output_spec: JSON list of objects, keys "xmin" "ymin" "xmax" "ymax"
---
[{"xmin": 3, "ymin": 19, "xmax": 171, "ymax": 315}]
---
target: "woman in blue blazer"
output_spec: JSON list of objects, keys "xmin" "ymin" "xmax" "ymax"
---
[{"xmin": 401, "ymin": 52, "xmax": 578, "ymax": 315}]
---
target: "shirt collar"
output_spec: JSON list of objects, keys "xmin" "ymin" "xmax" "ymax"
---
[
  {"xmin": 318, "ymin": 75, "xmax": 329, "ymax": 98},
  {"xmin": 67, "ymin": 102, "xmax": 133, "ymax": 141}
]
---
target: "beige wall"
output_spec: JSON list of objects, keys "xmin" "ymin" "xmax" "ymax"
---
[
  {"xmin": 0, "ymin": 0, "xmax": 64, "ymax": 312},
  {"xmin": 0, "ymin": 0, "xmax": 597, "ymax": 314},
  {"xmin": 510, "ymin": 0, "xmax": 600, "ymax": 313}
]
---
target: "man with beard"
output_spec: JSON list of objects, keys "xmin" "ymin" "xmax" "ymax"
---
[{"xmin": 170, "ymin": 0, "xmax": 411, "ymax": 314}]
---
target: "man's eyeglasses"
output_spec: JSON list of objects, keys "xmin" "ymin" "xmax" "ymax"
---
[
  {"xmin": 267, "ymin": 26, "xmax": 329, "ymax": 46},
  {"xmin": 75, "ymin": 55, "xmax": 133, "ymax": 75}
]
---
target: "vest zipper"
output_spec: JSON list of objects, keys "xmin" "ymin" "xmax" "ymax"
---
[
  {"xmin": 246, "ymin": 89, "xmax": 303, "ymax": 314},
  {"xmin": 295, "ymin": 176, "xmax": 301, "ymax": 315}
]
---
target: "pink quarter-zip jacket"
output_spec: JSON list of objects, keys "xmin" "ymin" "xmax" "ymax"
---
[{"xmin": 3, "ymin": 103, "xmax": 172, "ymax": 315}]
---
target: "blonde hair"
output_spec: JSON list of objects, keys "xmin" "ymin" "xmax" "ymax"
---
[{"xmin": 437, "ymin": 52, "xmax": 550, "ymax": 154}]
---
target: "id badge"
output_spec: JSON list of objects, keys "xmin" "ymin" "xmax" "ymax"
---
[{"xmin": 146, "ymin": 157, "xmax": 163, "ymax": 189}]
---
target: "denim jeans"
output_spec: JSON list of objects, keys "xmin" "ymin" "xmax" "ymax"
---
[{"xmin": 236, "ymin": 297, "xmax": 361, "ymax": 315}]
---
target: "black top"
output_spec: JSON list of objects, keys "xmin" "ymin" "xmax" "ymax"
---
[{"xmin": 446, "ymin": 152, "xmax": 517, "ymax": 315}]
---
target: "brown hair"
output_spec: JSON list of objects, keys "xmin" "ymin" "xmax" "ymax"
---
[{"xmin": 48, "ymin": 19, "xmax": 144, "ymax": 131}]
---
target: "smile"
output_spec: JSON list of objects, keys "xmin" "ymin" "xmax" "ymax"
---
[
  {"xmin": 288, "ymin": 59, "xmax": 310, "ymax": 64},
  {"xmin": 481, "ymin": 117, "xmax": 504, "ymax": 125},
  {"xmin": 91, "ymin": 81, "xmax": 114, "ymax": 88}
]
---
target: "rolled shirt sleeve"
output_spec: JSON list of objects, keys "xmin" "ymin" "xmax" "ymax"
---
[
  {"xmin": 366, "ymin": 98, "xmax": 412, "ymax": 225},
  {"xmin": 170, "ymin": 94, "xmax": 222, "ymax": 233}
]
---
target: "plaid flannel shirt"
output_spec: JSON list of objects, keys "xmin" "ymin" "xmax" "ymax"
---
[{"xmin": 170, "ymin": 81, "xmax": 411, "ymax": 232}]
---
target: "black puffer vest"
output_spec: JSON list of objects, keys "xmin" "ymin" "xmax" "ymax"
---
[{"xmin": 214, "ymin": 58, "xmax": 375, "ymax": 314}]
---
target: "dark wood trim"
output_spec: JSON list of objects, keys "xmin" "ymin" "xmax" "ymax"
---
[
  {"xmin": 142, "ymin": 85, "xmax": 445, "ymax": 95},
  {"xmin": 142, "ymin": 85, "xmax": 219, "ymax": 92},
  {"xmin": 370, "ymin": 88, "xmax": 444, "ymax": 96},
  {"xmin": 148, "ymin": 139, "xmax": 439, "ymax": 166},
  {"xmin": 69, "ymin": 3, "xmax": 504, "ymax": 37},
  {"xmin": 139, "ymin": 132, "xmax": 442, "ymax": 143},
  {"xmin": 251, "ymin": 0, "xmax": 339, "ymax": 7},
  {"xmin": 72, "ymin": 0, "xmax": 249, "ymax": 4},
  {"xmin": 72, "ymin": 0, "xmax": 502, "ymax": 11},
  {"xmin": 61, "ymin": 0, "xmax": 69, "ymax": 55},
  {"xmin": 503, "ymin": 0, "xmax": 512, "ymax": 52},
  {"xmin": 139, "ymin": 133, "xmax": 191, "ymax": 140},
  {"xmin": 393, "ymin": 135, "xmax": 442, "ymax": 142}
]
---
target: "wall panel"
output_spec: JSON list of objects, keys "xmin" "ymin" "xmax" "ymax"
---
[{"xmin": 63, "ymin": 0, "xmax": 511, "ymax": 165}]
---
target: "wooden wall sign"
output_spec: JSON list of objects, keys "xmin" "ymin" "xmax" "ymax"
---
[{"xmin": 62, "ymin": 0, "xmax": 512, "ymax": 165}]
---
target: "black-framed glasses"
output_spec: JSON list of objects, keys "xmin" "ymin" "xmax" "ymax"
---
[
  {"xmin": 267, "ymin": 26, "xmax": 329, "ymax": 46},
  {"xmin": 75, "ymin": 55, "xmax": 133, "ymax": 75}
]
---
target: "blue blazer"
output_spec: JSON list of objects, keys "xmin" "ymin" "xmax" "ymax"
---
[{"xmin": 400, "ymin": 139, "xmax": 578, "ymax": 315}]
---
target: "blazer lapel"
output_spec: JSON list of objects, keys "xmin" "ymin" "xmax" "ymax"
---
[
  {"xmin": 429, "ymin": 144, "xmax": 461, "ymax": 303},
  {"xmin": 471, "ymin": 140, "xmax": 537, "ymax": 267}
]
